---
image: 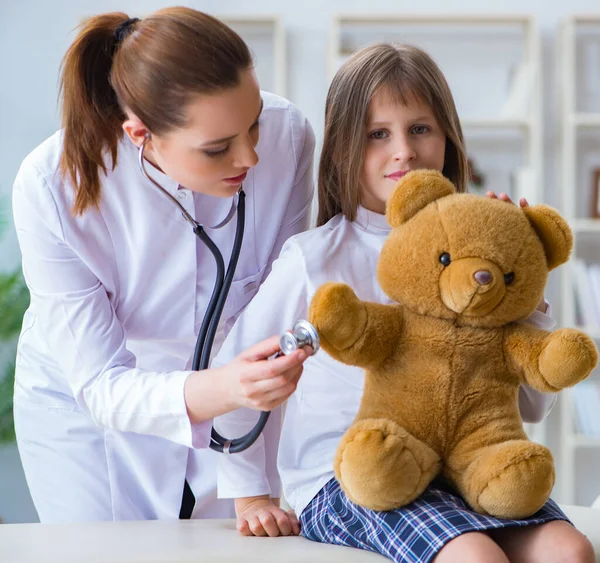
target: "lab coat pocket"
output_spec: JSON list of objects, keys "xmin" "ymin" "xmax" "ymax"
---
[{"xmin": 222, "ymin": 265, "xmax": 266, "ymax": 323}]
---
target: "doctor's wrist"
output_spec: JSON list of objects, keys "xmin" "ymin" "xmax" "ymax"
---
[{"xmin": 184, "ymin": 367, "xmax": 237, "ymax": 424}]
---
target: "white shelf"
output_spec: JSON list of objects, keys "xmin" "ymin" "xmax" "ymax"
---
[
  {"xmin": 570, "ymin": 114, "xmax": 600, "ymax": 127},
  {"xmin": 568, "ymin": 434, "xmax": 600, "ymax": 448},
  {"xmin": 335, "ymin": 14, "xmax": 534, "ymax": 25},
  {"xmin": 572, "ymin": 219, "xmax": 600, "ymax": 233},
  {"xmin": 559, "ymin": 16, "xmax": 600, "ymax": 505},
  {"xmin": 220, "ymin": 15, "xmax": 286, "ymax": 96}
]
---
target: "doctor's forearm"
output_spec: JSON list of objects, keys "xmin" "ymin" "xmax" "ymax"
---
[{"xmin": 184, "ymin": 368, "xmax": 238, "ymax": 423}]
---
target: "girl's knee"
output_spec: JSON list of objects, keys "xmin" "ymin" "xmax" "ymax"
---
[
  {"xmin": 560, "ymin": 530, "xmax": 596, "ymax": 563},
  {"xmin": 539, "ymin": 521, "xmax": 595, "ymax": 563},
  {"xmin": 433, "ymin": 532, "xmax": 509, "ymax": 563}
]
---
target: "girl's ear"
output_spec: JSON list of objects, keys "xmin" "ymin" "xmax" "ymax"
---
[{"xmin": 386, "ymin": 170, "xmax": 456, "ymax": 228}]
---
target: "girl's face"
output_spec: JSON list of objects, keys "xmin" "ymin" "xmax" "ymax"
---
[
  {"xmin": 361, "ymin": 88, "xmax": 447, "ymax": 214},
  {"xmin": 128, "ymin": 68, "xmax": 262, "ymax": 198}
]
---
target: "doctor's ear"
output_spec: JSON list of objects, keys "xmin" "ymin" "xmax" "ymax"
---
[{"xmin": 122, "ymin": 117, "xmax": 151, "ymax": 148}]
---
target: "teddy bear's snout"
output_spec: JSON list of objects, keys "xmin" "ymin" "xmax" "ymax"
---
[
  {"xmin": 474, "ymin": 270, "xmax": 492, "ymax": 285},
  {"xmin": 439, "ymin": 258, "xmax": 505, "ymax": 317}
]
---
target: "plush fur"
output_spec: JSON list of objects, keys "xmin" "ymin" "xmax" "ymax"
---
[{"xmin": 308, "ymin": 170, "xmax": 598, "ymax": 518}]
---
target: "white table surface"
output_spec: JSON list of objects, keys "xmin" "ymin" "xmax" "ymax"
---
[{"xmin": 1, "ymin": 505, "xmax": 598, "ymax": 563}]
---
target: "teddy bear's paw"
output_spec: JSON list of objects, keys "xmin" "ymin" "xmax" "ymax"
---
[
  {"xmin": 539, "ymin": 329, "xmax": 599, "ymax": 390},
  {"xmin": 308, "ymin": 283, "xmax": 366, "ymax": 351},
  {"xmin": 334, "ymin": 419, "xmax": 440, "ymax": 511},
  {"xmin": 471, "ymin": 441, "xmax": 555, "ymax": 519}
]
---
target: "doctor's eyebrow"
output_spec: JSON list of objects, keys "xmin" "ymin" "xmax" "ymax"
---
[{"xmin": 200, "ymin": 99, "xmax": 264, "ymax": 147}]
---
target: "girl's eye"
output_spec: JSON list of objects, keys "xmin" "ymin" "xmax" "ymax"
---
[
  {"xmin": 203, "ymin": 146, "xmax": 229, "ymax": 157},
  {"xmin": 368, "ymin": 130, "xmax": 388, "ymax": 140},
  {"xmin": 411, "ymin": 125, "xmax": 429, "ymax": 135}
]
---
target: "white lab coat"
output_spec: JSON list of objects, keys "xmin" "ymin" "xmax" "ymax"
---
[
  {"xmin": 11, "ymin": 91, "xmax": 315, "ymax": 522},
  {"xmin": 214, "ymin": 206, "xmax": 558, "ymax": 517}
]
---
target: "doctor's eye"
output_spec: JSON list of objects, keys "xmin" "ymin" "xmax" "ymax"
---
[
  {"xmin": 203, "ymin": 145, "xmax": 230, "ymax": 158},
  {"xmin": 504, "ymin": 272, "xmax": 515, "ymax": 285},
  {"xmin": 439, "ymin": 252, "xmax": 451, "ymax": 267}
]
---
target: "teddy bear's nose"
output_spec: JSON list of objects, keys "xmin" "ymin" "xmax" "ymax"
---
[{"xmin": 474, "ymin": 270, "xmax": 492, "ymax": 285}]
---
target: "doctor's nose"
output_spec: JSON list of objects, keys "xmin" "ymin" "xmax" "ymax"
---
[{"xmin": 233, "ymin": 137, "xmax": 259, "ymax": 169}]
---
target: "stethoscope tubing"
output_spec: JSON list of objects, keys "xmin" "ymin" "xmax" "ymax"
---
[{"xmin": 138, "ymin": 137, "xmax": 269, "ymax": 454}]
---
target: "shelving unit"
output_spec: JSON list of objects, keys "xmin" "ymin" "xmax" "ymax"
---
[
  {"xmin": 329, "ymin": 14, "xmax": 543, "ymax": 209},
  {"xmin": 558, "ymin": 15, "xmax": 600, "ymax": 505},
  {"xmin": 221, "ymin": 16, "xmax": 286, "ymax": 96}
]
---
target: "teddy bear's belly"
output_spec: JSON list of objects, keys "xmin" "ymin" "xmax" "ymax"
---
[{"xmin": 358, "ymin": 336, "xmax": 523, "ymax": 456}]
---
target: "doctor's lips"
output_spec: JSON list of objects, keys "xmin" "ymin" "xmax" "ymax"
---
[
  {"xmin": 223, "ymin": 171, "xmax": 247, "ymax": 185},
  {"xmin": 385, "ymin": 170, "xmax": 409, "ymax": 181}
]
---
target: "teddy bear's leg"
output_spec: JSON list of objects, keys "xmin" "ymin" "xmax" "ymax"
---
[
  {"xmin": 446, "ymin": 440, "xmax": 554, "ymax": 519},
  {"xmin": 334, "ymin": 418, "xmax": 441, "ymax": 511}
]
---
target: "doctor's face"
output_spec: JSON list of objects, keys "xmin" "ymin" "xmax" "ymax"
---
[
  {"xmin": 361, "ymin": 88, "xmax": 447, "ymax": 214},
  {"xmin": 144, "ymin": 68, "xmax": 262, "ymax": 198}
]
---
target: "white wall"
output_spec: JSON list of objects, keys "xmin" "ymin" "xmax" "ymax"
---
[{"xmin": 1, "ymin": 0, "xmax": 599, "ymax": 521}]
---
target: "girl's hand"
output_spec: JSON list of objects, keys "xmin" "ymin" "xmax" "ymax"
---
[
  {"xmin": 485, "ymin": 191, "xmax": 529, "ymax": 208},
  {"xmin": 235, "ymin": 496, "xmax": 301, "ymax": 537},
  {"xmin": 184, "ymin": 335, "xmax": 310, "ymax": 423}
]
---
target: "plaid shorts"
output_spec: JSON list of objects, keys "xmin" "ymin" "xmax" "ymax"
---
[{"xmin": 300, "ymin": 477, "xmax": 569, "ymax": 563}]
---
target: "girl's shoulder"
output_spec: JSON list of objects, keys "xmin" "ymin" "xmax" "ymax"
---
[{"xmin": 281, "ymin": 214, "xmax": 355, "ymax": 272}]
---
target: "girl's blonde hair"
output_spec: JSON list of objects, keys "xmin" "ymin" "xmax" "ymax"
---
[{"xmin": 317, "ymin": 43, "xmax": 468, "ymax": 226}]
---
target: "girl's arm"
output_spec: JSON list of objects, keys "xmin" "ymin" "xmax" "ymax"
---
[{"xmin": 518, "ymin": 299, "xmax": 557, "ymax": 422}]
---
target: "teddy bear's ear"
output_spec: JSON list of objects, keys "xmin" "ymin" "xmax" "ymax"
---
[
  {"xmin": 522, "ymin": 205, "xmax": 573, "ymax": 270},
  {"xmin": 386, "ymin": 170, "xmax": 456, "ymax": 228}
]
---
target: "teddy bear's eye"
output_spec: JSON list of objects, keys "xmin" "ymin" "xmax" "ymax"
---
[
  {"xmin": 439, "ymin": 252, "xmax": 451, "ymax": 267},
  {"xmin": 504, "ymin": 272, "xmax": 515, "ymax": 285}
]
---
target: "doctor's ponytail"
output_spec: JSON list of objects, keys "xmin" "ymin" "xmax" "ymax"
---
[
  {"xmin": 59, "ymin": 13, "xmax": 130, "ymax": 216},
  {"xmin": 59, "ymin": 8, "xmax": 252, "ymax": 215}
]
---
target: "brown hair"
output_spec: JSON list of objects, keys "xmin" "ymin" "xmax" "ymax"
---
[
  {"xmin": 317, "ymin": 43, "xmax": 468, "ymax": 226},
  {"xmin": 58, "ymin": 8, "xmax": 252, "ymax": 215}
]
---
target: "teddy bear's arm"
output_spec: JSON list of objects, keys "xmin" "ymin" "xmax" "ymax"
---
[
  {"xmin": 308, "ymin": 282, "xmax": 403, "ymax": 370},
  {"xmin": 504, "ymin": 324, "xmax": 598, "ymax": 392}
]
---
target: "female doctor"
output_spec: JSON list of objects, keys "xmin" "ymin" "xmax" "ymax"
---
[{"xmin": 12, "ymin": 8, "xmax": 314, "ymax": 523}]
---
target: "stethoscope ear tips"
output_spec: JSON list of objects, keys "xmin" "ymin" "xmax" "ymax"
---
[{"xmin": 279, "ymin": 320, "xmax": 320, "ymax": 356}]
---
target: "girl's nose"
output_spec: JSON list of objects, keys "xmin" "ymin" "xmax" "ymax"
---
[{"xmin": 392, "ymin": 137, "xmax": 416, "ymax": 162}]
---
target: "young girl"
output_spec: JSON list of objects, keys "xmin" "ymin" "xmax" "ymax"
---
[
  {"xmin": 12, "ymin": 8, "xmax": 314, "ymax": 523},
  {"xmin": 213, "ymin": 44, "xmax": 594, "ymax": 562}
]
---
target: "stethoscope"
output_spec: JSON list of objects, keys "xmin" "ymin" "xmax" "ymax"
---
[{"xmin": 138, "ymin": 135, "xmax": 319, "ymax": 454}]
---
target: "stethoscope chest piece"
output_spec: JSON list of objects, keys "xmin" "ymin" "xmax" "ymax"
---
[{"xmin": 280, "ymin": 320, "xmax": 320, "ymax": 356}]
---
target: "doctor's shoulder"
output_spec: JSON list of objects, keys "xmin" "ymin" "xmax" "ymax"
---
[
  {"xmin": 257, "ymin": 91, "xmax": 315, "ymax": 161},
  {"xmin": 13, "ymin": 131, "xmax": 69, "ymax": 208}
]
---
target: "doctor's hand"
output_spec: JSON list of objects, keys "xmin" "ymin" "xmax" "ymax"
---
[
  {"xmin": 185, "ymin": 335, "xmax": 308, "ymax": 423},
  {"xmin": 235, "ymin": 495, "xmax": 300, "ymax": 537}
]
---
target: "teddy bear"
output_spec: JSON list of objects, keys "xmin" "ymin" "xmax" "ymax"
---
[{"xmin": 308, "ymin": 169, "xmax": 598, "ymax": 519}]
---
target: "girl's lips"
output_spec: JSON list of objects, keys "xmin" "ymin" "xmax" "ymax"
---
[
  {"xmin": 223, "ymin": 171, "xmax": 247, "ymax": 185},
  {"xmin": 386, "ymin": 171, "xmax": 409, "ymax": 181}
]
